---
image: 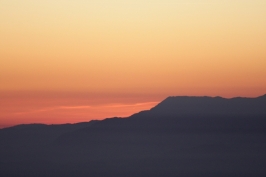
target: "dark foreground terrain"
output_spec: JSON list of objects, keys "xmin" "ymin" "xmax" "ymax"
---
[{"xmin": 1, "ymin": 95, "xmax": 266, "ymax": 177}]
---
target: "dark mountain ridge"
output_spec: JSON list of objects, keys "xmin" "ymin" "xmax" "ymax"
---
[
  {"xmin": 1, "ymin": 95, "xmax": 266, "ymax": 177},
  {"xmin": 150, "ymin": 94, "xmax": 266, "ymax": 116}
]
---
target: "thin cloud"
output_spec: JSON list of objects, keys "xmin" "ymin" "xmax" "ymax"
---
[
  {"xmin": 59, "ymin": 105, "xmax": 93, "ymax": 109},
  {"xmin": 14, "ymin": 102, "xmax": 159, "ymax": 115}
]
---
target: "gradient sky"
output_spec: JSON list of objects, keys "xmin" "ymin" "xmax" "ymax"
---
[{"xmin": 1, "ymin": 0, "xmax": 266, "ymax": 128}]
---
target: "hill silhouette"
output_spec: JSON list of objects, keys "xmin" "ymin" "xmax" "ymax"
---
[
  {"xmin": 151, "ymin": 94, "xmax": 266, "ymax": 116},
  {"xmin": 0, "ymin": 95, "xmax": 266, "ymax": 177}
]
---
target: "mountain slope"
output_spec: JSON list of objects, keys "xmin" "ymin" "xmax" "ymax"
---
[
  {"xmin": 0, "ymin": 95, "xmax": 266, "ymax": 177},
  {"xmin": 150, "ymin": 94, "xmax": 266, "ymax": 116}
]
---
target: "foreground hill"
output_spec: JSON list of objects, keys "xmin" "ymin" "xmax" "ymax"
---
[{"xmin": 0, "ymin": 95, "xmax": 266, "ymax": 177}]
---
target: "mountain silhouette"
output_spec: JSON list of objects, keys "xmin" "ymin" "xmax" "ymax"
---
[
  {"xmin": 0, "ymin": 95, "xmax": 266, "ymax": 177},
  {"xmin": 151, "ymin": 95, "xmax": 266, "ymax": 116}
]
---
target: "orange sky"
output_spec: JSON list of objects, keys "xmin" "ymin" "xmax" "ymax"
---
[{"xmin": 1, "ymin": 0, "xmax": 266, "ymax": 128}]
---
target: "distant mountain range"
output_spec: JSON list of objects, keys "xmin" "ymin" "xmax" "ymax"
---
[{"xmin": 1, "ymin": 95, "xmax": 266, "ymax": 177}]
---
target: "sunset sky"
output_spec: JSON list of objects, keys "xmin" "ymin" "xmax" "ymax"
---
[{"xmin": 1, "ymin": 0, "xmax": 266, "ymax": 128}]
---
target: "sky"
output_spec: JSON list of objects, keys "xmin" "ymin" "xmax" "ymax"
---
[{"xmin": 1, "ymin": 0, "xmax": 266, "ymax": 128}]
